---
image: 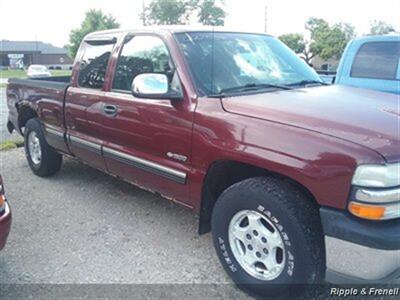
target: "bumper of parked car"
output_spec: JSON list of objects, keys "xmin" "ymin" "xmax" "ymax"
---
[
  {"xmin": 320, "ymin": 207, "xmax": 400, "ymax": 284},
  {"xmin": 0, "ymin": 202, "xmax": 11, "ymax": 250}
]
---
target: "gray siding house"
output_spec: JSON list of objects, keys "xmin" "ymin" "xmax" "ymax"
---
[{"xmin": 0, "ymin": 40, "xmax": 73, "ymax": 69}]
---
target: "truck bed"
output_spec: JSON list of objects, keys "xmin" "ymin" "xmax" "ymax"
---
[
  {"xmin": 8, "ymin": 76, "xmax": 71, "ymax": 90},
  {"xmin": 6, "ymin": 76, "xmax": 71, "ymax": 149}
]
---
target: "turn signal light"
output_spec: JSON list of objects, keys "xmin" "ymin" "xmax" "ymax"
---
[
  {"xmin": 0, "ymin": 195, "xmax": 5, "ymax": 210},
  {"xmin": 348, "ymin": 202, "xmax": 385, "ymax": 220}
]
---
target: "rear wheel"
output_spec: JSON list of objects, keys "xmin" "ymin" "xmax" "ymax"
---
[
  {"xmin": 27, "ymin": 131, "xmax": 42, "ymax": 165},
  {"xmin": 24, "ymin": 118, "xmax": 62, "ymax": 177},
  {"xmin": 211, "ymin": 177, "xmax": 325, "ymax": 297}
]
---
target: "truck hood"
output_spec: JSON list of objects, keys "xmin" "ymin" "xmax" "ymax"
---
[{"xmin": 221, "ymin": 85, "xmax": 400, "ymax": 163}]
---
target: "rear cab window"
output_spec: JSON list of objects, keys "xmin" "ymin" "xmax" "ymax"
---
[
  {"xmin": 77, "ymin": 38, "xmax": 116, "ymax": 89},
  {"xmin": 350, "ymin": 41, "xmax": 400, "ymax": 80}
]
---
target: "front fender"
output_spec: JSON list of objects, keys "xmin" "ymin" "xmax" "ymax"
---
[{"xmin": 190, "ymin": 99, "xmax": 385, "ymax": 210}]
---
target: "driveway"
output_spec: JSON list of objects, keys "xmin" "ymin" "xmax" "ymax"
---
[{"xmin": 0, "ymin": 148, "xmax": 249, "ymax": 298}]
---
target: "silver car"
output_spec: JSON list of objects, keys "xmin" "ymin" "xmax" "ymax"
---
[{"xmin": 27, "ymin": 65, "xmax": 52, "ymax": 78}]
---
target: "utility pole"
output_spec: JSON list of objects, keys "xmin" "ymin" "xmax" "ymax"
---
[
  {"xmin": 264, "ymin": 5, "xmax": 268, "ymax": 33},
  {"xmin": 35, "ymin": 34, "xmax": 38, "ymax": 65},
  {"xmin": 142, "ymin": 0, "xmax": 146, "ymax": 26}
]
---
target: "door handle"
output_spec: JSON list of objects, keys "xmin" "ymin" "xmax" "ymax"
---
[{"xmin": 102, "ymin": 104, "xmax": 118, "ymax": 117}]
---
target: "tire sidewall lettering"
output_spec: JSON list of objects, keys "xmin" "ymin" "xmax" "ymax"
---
[
  {"xmin": 217, "ymin": 237, "xmax": 238, "ymax": 273},
  {"xmin": 256, "ymin": 204, "xmax": 294, "ymax": 277},
  {"xmin": 217, "ymin": 203, "xmax": 295, "ymax": 280}
]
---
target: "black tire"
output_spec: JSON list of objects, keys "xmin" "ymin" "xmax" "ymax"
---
[
  {"xmin": 211, "ymin": 177, "xmax": 325, "ymax": 298},
  {"xmin": 24, "ymin": 118, "xmax": 62, "ymax": 177}
]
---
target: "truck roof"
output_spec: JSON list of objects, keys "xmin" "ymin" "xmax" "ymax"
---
[
  {"xmin": 351, "ymin": 33, "xmax": 400, "ymax": 43},
  {"xmin": 85, "ymin": 26, "xmax": 273, "ymax": 39}
]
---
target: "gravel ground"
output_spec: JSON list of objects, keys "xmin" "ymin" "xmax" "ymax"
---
[
  {"xmin": 0, "ymin": 122, "xmax": 396, "ymax": 299},
  {"xmin": 0, "ymin": 148, "xmax": 251, "ymax": 298}
]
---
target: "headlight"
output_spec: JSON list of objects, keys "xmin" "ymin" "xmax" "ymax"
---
[
  {"xmin": 349, "ymin": 163, "xmax": 400, "ymax": 220},
  {"xmin": 352, "ymin": 163, "xmax": 400, "ymax": 188}
]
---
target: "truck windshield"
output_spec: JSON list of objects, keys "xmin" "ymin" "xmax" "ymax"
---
[{"xmin": 175, "ymin": 32, "xmax": 322, "ymax": 96}]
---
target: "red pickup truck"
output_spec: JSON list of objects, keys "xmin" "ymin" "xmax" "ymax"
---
[
  {"xmin": 0, "ymin": 175, "xmax": 11, "ymax": 251},
  {"xmin": 6, "ymin": 28, "xmax": 400, "ymax": 296}
]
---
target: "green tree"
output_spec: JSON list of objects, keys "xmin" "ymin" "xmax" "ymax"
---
[
  {"xmin": 305, "ymin": 18, "xmax": 332, "ymax": 62},
  {"xmin": 141, "ymin": 0, "xmax": 192, "ymax": 25},
  {"xmin": 197, "ymin": 0, "xmax": 226, "ymax": 26},
  {"xmin": 369, "ymin": 20, "xmax": 395, "ymax": 35},
  {"xmin": 280, "ymin": 18, "xmax": 355, "ymax": 65},
  {"xmin": 141, "ymin": 0, "xmax": 226, "ymax": 26},
  {"xmin": 278, "ymin": 33, "xmax": 306, "ymax": 54},
  {"xmin": 67, "ymin": 9, "xmax": 120, "ymax": 58},
  {"xmin": 318, "ymin": 22, "xmax": 355, "ymax": 60},
  {"xmin": 307, "ymin": 18, "xmax": 355, "ymax": 63}
]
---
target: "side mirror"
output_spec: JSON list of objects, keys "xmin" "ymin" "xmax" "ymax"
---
[{"xmin": 131, "ymin": 73, "xmax": 182, "ymax": 100}]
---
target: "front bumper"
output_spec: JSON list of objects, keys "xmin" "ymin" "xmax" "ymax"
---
[
  {"xmin": 320, "ymin": 207, "xmax": 400, "ymax": 284},
  {"xmin": 0, "ymin": 202, "xmax": 12, "ymax": 250}
]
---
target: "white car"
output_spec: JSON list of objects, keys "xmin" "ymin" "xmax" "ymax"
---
[{"xmin": 27, "ymin": 65, "xmax": 52, "ymax": 78}]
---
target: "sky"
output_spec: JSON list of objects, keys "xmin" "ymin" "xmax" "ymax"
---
[{"xmin": 0, "ymin": 0, "xmax": 399, "ymax": 47}]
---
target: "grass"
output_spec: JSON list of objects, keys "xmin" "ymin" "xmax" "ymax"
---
[
  {"xmin": 0, "ymin": 69, "xmax": 27, "ymax": 78},
  {"xmin": 0, "ymin": 83, "xmax": 6, "ymax": 88},
  {"xmin": 51, "ymin": 70, "xmax": 72, "ymax": 76},
  {"xmin": 0, "ymin": 138, "xmax": 24, "ymax": 151},
  {"xmin": 0, "ymin": 69, "xmax": 72, "ymax": 79}
]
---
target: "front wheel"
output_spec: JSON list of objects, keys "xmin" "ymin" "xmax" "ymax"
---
[
  {"xmin": 211, "ymin": 177, "xmax": 325, "ymax": 297},
  {"xmin": 24, "ymin": 118, "xmax": 62, "ymax": 177}
]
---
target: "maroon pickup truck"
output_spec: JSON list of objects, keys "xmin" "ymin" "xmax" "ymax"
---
[
  {"xmin": 6, "ymin": 28, "xmax": 400, "ymax": 296},
  {"xmin": 0, "ymin": 175, "xmax": 11, "ymax": 251}
]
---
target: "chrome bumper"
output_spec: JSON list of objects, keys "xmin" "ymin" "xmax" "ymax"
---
[
  {"xmin": 320, "ymin": 207, "xmax": 400, "ymax": 284},
  {"xmin": 325, "ymin": 236, "xmax": 400, "ymax": 283}
]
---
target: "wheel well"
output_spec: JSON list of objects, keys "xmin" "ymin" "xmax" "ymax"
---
[
  {"xmin": 18, "ymin": 106, "xmax": 38, "ymax": 134},
  {"xmin": 198, "ymin": 160, "xmax": 318, "ymax": 234}
]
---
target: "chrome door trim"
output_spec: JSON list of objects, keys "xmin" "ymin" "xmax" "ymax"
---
[
  {"xmin": 103, "ymin": 146, "xmax": 187, "ymax": 184},
  {"xmin": 46, "ymin": 127, "xmax": 64, "ymax": 139},
  {"xmin": 68, "ymin": 135, "xmax": 102, "ymax": 155}
]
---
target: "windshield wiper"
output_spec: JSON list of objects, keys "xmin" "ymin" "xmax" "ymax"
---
[
  {"xmin": 218, "ymin": 83, "xmax": 294, "ymax": 95},
  {"xmin": 288, "ymin": 80, "xmax": 329, "ymax": 86}
]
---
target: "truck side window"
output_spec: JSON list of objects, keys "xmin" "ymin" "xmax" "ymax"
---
[
  {"xmin": 78, "ymin": 42, "xmax": 114, "ymax": 89},
  {"xmin": 113, "ymin": 35, "xmax": 172, "ymax": 91},
  {"xmin": 351, "ymin": 42, "xmax": 400, "ymax": 80}
]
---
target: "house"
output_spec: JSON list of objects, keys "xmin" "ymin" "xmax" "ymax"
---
[
  {"xmin": 0, "ymin": 40, "xmax": 73, "ymax": 70},
  {"xmin": 311, "ymin": 56, "xmax": 340, "ymax": 72}
]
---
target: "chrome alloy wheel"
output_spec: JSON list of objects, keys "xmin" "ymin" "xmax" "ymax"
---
[
  {"xmin": 228, "ymin": 209, "xmax": 286, "ymax": 281},
  {"xmin": 28, "ymin": 131, "xmax": 42, "ymax": 165}
]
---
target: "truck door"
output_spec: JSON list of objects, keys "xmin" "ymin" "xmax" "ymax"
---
[
  {"xmin": 64, "ymin": 37, "xmax": 116, "ymax": 171},
  {"xmin": 97, "ymin": 34, "xmax": 195, "ymax": 206}
]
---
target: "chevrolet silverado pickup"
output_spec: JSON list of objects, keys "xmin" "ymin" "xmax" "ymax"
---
[
  {"xmin": 0, "ymin": 175, "xmax": 11, "ymax": 251},
  {"xmin": 6, "ymin": 28, "xmax": 400, "ymax": 296}
]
